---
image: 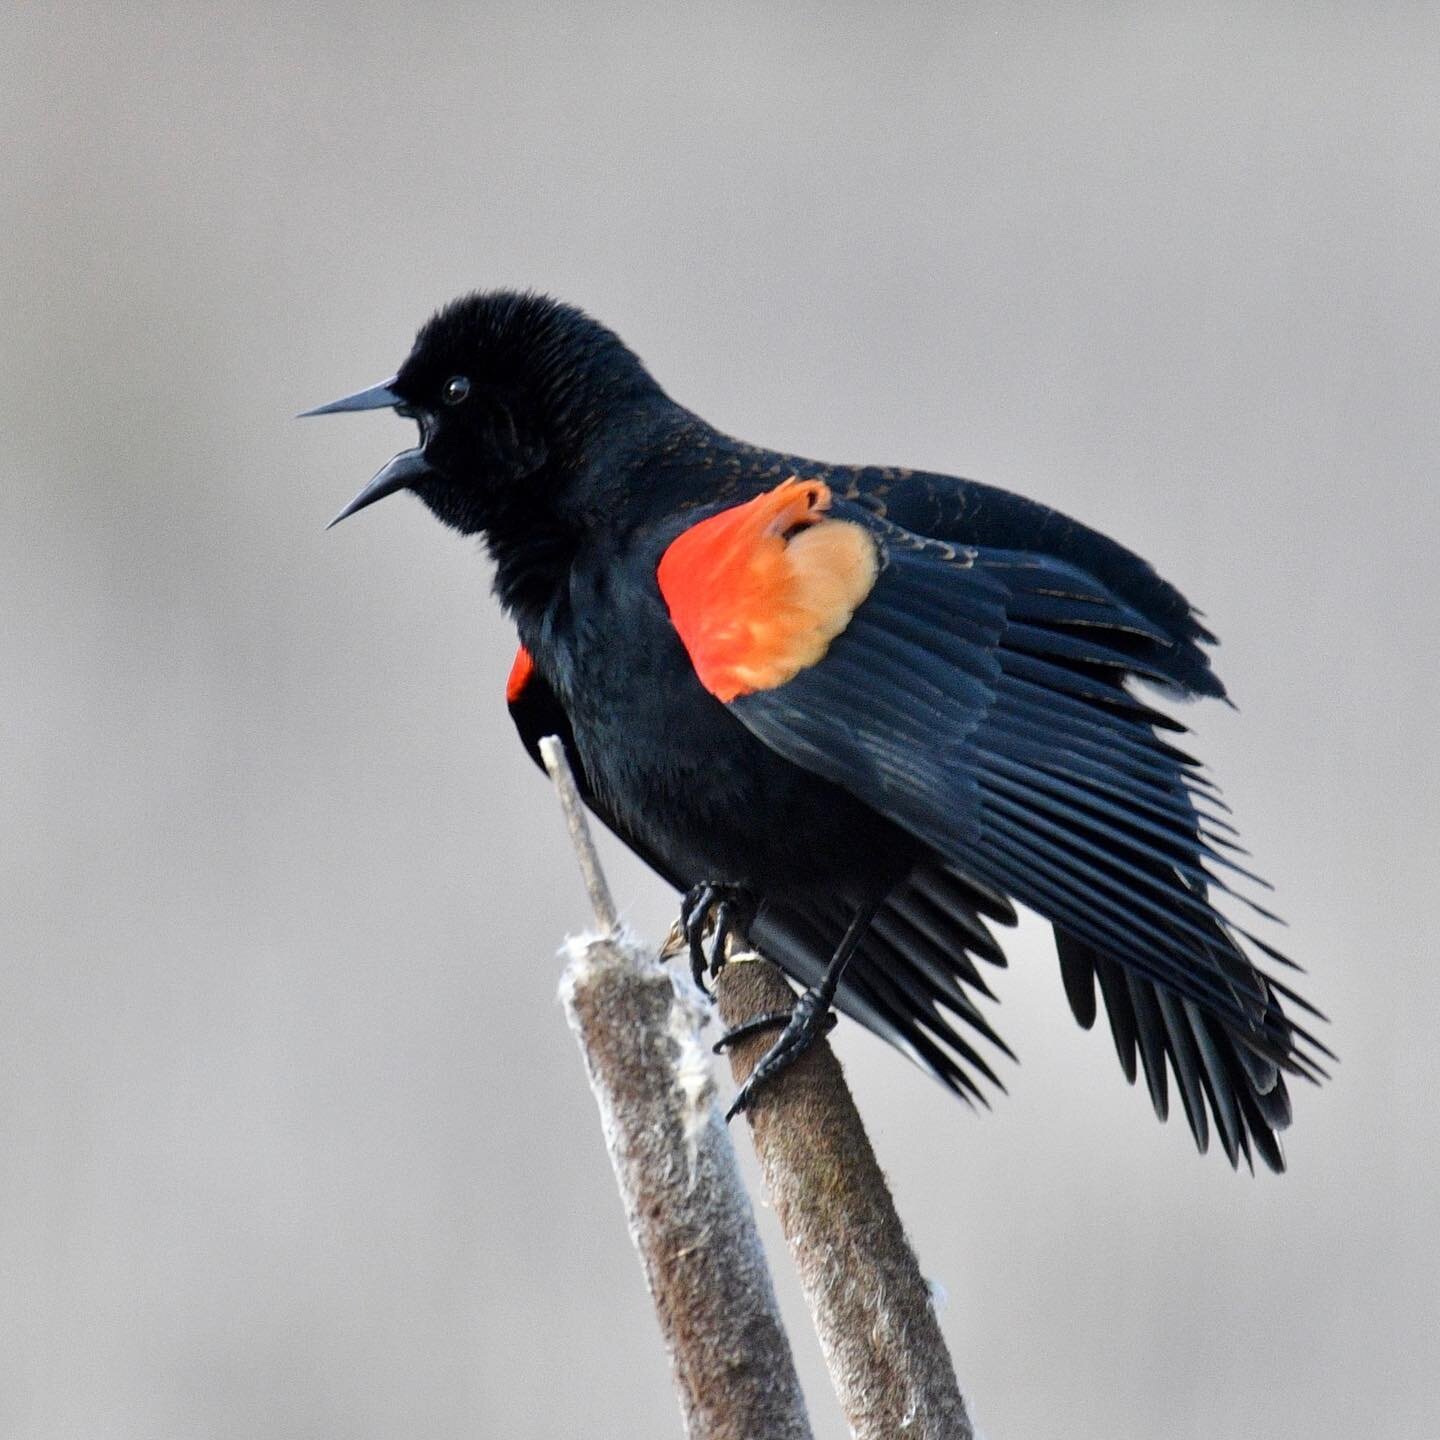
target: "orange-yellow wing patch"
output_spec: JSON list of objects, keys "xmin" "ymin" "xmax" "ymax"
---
[{"xmin": 657, "ymin": 478, "xmax": 880, "ymax": 702}]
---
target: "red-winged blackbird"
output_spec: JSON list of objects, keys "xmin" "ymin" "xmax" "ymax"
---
[{"xmin": 305, "ymin": 291, "xmax": 1329, "ymax": 1170}]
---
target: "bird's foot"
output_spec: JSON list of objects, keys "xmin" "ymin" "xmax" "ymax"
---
[
  {"xmin": 716, "ymin": 989, "xmax": 839, "ymax": 1121},
  {"xmin": 677, "ymin": 883, "xmax": 756, "ymax": 997}
]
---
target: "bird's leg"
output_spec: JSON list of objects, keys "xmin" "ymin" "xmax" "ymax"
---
[
  {"xmin": 678, "ymin": 883, "xmax": 755, "ymax": 997},
  {"xmin": 717, "ymin": 894, "xmax": 883, "ymax": 1121}
]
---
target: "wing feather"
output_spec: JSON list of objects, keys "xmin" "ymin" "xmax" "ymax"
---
[{"xmin": 720, "ymin": 503, "xmax": 1324, "ymax": 1168}]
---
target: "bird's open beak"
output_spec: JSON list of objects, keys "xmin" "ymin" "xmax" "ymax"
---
[
  {"xmin": 325, "ymin": 447, "xmax": 436, "ymax": 528},
  {"xmin": 300, "ymin": 376, "xmax": 437, "ymax": 528},
  {"xmin": 297, "ymin": 377, "xmax": 403, "ymax": 416}
]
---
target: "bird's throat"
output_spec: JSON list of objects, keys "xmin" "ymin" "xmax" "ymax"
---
[{"xmin": 484, "ymin": 497, "xmax": 580, "ymax": 620}]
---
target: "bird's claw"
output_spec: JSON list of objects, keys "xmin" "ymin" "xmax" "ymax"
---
[
  {"xmin": 720, "ymin": 990, "xmax": 838, "ymax": 1121},
  {"xmin": 679, "ymin": 884, "xmax": 718, "ymax": 996},
  {"xmin": 677, "ymin": 883, "xmax": 756, "ymax": 996},
  {"xmin": 713, "ymin": 1009, "xmax": 796, "ymax": 1053}
]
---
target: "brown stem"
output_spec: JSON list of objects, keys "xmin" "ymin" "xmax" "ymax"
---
[{"xmin": 716, "ymin": 956, "xmax": 977, "ymax": 1440}]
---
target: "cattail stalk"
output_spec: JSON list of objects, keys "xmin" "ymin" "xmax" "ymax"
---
[{"xmin": 543, "ymin": 737, "xmax": 813, "ymax": 1440}]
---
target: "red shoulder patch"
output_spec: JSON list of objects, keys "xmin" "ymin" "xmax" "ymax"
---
[
  {"xmin": 506, "ymin": 644, "xmax": 536, "ymax": 704},
  {"xmin": 657, "ymin": 478, "xmax": 880, "ymax": 702}
]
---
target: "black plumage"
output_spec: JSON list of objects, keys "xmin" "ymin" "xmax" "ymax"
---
[{"xmin": 307, "ymin": 289, "xmax": 1329, "ymax": 1170}]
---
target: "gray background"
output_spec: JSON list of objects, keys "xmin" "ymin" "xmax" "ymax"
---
[{"xmin": 4, "ymin": 4, "xmax": 1436, "ymax": 1437}]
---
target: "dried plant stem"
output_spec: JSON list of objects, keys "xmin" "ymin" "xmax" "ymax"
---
[
  {"xmin": 540, "ymin": 735, "xmax": 618, "ymax": 932},
  {"xmin": 716, "ymin": 956, "xmax": 977, "ymax": 1440},
  {"xmin": 541, "ymin": 734, "xmax": 976, "ymax": 1438},
  {"xmin": 543, "ymin": 738, "xmax": 812, "ymax": 1440}
]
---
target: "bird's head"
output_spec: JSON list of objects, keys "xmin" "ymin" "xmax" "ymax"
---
[{"xmin": 304, "ymin": 291, "xmax": 663, "ymax": 535}]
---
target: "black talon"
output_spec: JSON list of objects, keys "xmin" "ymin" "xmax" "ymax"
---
[
  {"xmin": 725, "ymin": 991, "xmax": 841, "ymax": 1121},
  {"xmin": 721, "ymin": 893, "xmax": 883, "ymax": 1122},
  {"xmin": 710, "ymin": 891, "xmax": 756, "ymax": 976},
  {"xmin": 681, "ymin": 883, "xmax": 718, "ymax": 995},
  {"xmin": 713, "ymin": 1009, "xmax": 793, "ymax": 1054},
  {"xmin": 677, "ymin": 882, "xmax": 754, "ymax": 995}
]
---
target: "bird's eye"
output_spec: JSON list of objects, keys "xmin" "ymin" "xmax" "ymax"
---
[{"xmin": 443, "ymin": 375, "xmax": 472, "ymax": 406}]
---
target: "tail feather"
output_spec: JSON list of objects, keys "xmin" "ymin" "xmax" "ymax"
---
[{"xmin": 1054, "ymin": 930, "xmax": 1295, "ymax": 1172}]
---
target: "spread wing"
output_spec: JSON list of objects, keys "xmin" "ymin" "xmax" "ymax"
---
[{"xmin": 658, "ymin": 478, "xmax": 1329, "ymax": 1170}]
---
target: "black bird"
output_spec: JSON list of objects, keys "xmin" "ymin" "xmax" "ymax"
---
[{"xmin": 306, "ymin": 290, "xmax": 1329, "ymax": 1170}]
